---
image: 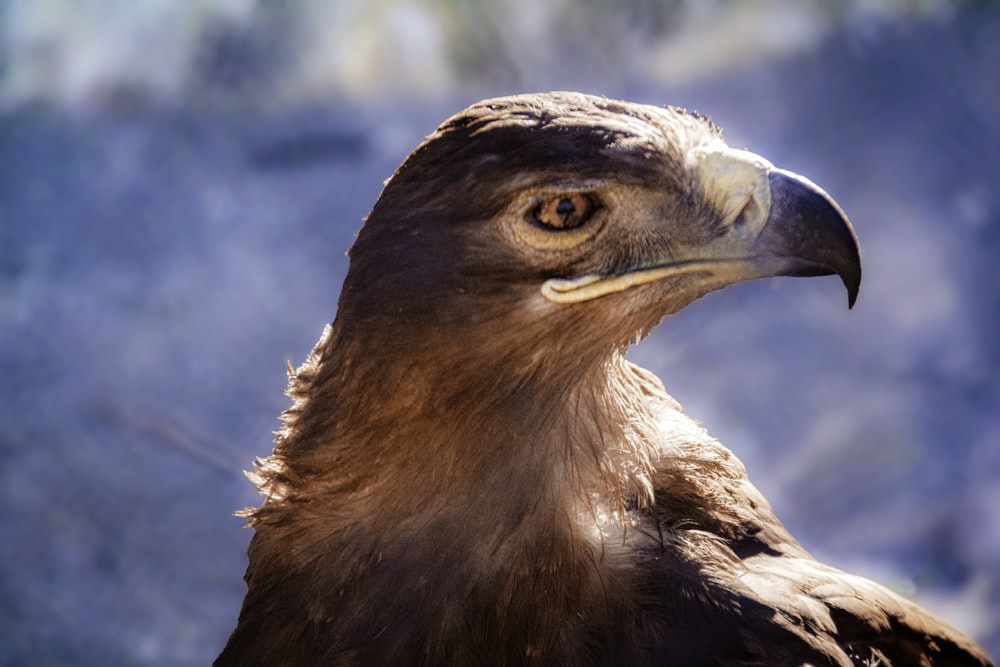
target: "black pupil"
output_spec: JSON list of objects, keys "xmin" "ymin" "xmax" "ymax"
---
[
  {"xmin": 556, "ymin": 198, "xmax": 576, "ymax": 217},
  {"xmin": 556, "ymin": 199, "xmax": 576, "ymax": 222}
]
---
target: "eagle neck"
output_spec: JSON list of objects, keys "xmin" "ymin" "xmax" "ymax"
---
[{"xmin": 259, "ymin": 321, "xmax": 660, "ymax": 573}]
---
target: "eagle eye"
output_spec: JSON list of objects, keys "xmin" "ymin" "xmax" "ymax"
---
[{"xmin": 532, "ymin": 194, "xmax": 595, "ymax": 230}]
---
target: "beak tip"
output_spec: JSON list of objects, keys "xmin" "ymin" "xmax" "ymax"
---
[
  {"xmin": 843, "ymin": 241, "xmax": 861, "ymax": 310},
  {"xmin": 843, "ymin": 263, "xmax": 861, "ymax": 309}
]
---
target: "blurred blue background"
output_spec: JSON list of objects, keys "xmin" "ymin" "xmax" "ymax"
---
[{"xmin": 1, "ymin": 1, "xmax": 997, "ymax": 664}]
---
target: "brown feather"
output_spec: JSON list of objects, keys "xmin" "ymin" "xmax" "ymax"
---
[{"xmin": 217, "ymin": 93, "xmax": 992, "ymax": 666}]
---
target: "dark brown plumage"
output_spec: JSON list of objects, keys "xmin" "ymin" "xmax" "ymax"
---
[{"xmin": 217, "ymin": 92, "xmax": 992, "ymax": 666}]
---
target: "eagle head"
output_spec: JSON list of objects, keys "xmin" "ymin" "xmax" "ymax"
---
[{"xmin": 338, "ymin": 92, "xmax": 860, "ymax": 361}]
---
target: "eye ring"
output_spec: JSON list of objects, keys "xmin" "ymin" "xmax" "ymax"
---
[
  {"xmin": 531, "ymin": 193, "xmax": 596, "ymax": 230},
  {"xmin": 510, "ymin": 190, "xmax": 604, "ymax": 250}
]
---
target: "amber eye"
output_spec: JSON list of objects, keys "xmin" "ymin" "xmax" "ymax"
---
[{"xmin": 532, "ymin": 194, "xmax": 595, "ymax": 230}]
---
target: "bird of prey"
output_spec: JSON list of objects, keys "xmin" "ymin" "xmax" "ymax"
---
[{"xmin": 217, "ymin": 92, "xmax": 992, "ymax": 666}]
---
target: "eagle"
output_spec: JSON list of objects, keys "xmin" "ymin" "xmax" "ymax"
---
[{"xmin": 217, "ymin": 92, "xmax": 992, "ymax": 666}]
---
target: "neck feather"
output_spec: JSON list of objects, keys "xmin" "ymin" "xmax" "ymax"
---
[{"xmin": 248, "ymin": 321, "xmax": 662, "ymax": 558}]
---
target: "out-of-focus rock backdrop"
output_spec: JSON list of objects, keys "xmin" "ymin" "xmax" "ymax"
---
[{"xmin": 2, "ymin": 1, "xmax": 997, "ymax": 664}]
